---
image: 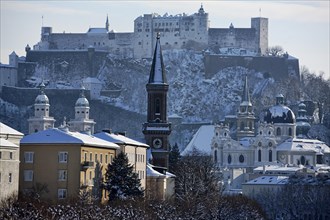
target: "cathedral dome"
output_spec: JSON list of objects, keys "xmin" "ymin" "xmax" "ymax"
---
[
  {"xmin": 35, "ymin": 94, "xmax": 49, "ymax": 104},
  {"xmin": 264, "ymin": 94, "xmax": 295, "ymax": 124},
  {"xmin": 75, "ymin": 97, "xmax": 89, "ymax": 107}
]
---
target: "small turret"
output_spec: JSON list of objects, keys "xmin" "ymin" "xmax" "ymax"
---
[{"xmin": 198, "ymin": 4, "xmax": 205, "ymax": 14}]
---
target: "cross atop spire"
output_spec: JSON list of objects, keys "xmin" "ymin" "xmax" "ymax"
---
[{"xmin": 148, "ymin": 34, "xmax": 167, "ymax": 84}]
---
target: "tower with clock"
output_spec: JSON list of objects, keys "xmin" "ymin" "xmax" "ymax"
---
[{"xmin": 143, "ymin": 33, "xmax": 171, "ymax": 168}]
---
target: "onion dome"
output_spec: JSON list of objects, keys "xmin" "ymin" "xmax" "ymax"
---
[
  {"xmin": 75, "ymin": 85, "xmax": 89, "ymax": 107},
  {"xmin": 296, "ymin": 101, "xmax": 311, "ymax": 135},
  {"xmin": 35, "ymin": 82, "xmax": 49, "ymax": 104},
  {"xmin": 264, "ymin": 94, "xmax": 295, "ymax": 124}
]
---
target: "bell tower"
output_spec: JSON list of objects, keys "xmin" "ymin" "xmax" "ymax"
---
[
  {"xmin": 28, "ymin": 82, "xmax": 55, "ymax": 134},
  {"xmin": 236, "ymin": 75, "xmax": 255, "ymax": 140},
  {"xmin": 143, "ymin": 33, "xmax": 171, "ymax": 168}
]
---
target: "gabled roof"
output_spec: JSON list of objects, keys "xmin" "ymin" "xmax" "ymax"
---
[
  {"xmin": 94, "ymin": 132, "xmax": 149, "ymax": 148},
  {"xmin": 148, "ymin": 34, "xmax": 167, "ymax": 84},
  {"xmin": 0, "ymin": 122, "xmax": 23, "ymax": 136},
  {"xmin": 21, "ymin": 128, "xmax": 119, "ymax": 149},
  {"xmin": 181, "ymin": 125, "xmax": 214, "ymax": 156},
  {"xmin": 276, "ymin": 138, "xmax": 330, "ymax": 153}
]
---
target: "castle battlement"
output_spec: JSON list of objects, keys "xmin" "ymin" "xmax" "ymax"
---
[{"xmin": 34, "ymin": 5, "xmax": 268, "ymax": 59}]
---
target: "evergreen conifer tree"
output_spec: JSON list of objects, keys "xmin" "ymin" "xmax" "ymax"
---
[
  {"xmin": 104, "ymin": 152, "xmax": 143, "ymax": 201},
  {"xmin": 169, "ymin": 143, "xmax": 181, "ymax": 173}
]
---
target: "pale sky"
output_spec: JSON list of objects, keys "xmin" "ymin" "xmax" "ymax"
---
[{"xmin": 1, "ymin": 1, "xmax": 329, "ymax": 79}]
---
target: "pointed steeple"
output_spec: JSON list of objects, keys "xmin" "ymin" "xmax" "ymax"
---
[
  {"xmin": 241, "ymin": 75, "xmax": 251, "ymax": 106},
  {"xmin": 105, "ymin": 14, "xmax": 109, "ymax": 32},
  {"xmin": 148, "ymin": 33, "xmax": 167, "ymax": 84}
]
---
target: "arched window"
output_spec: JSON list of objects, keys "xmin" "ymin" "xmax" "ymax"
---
[
  {"xmin": 258, "ymin": 149, "xmax": 261, "ymax": 162},
  {"xmin": 228, "ymin": 155, "xmax": 232, "ymax": 164},
  {"xmin": 300, "ymin": 156, "xmax": 306, "ymax": 165},
  {"xmin": 239, "ymin": 155, "xmax": 244, "ymax": 163},
  {"xmin": 155, "ymin": 98, "xmax": 160, "ymax": 115},
  {"xmin": 288, "ymin": 128, "xmax": 292, "ymax": 136},
  {"xmin": 240, "ymin": 122, "xmax": 244, "ymax": 131},
  {"xmin": 214, "ymin": 150, "xmax": 218, "ymax": 163},
  {"xmin": 269, "ymin": 150, "xmax": 273, "ymax": 162},
  {"xmin": 276, "ymin": 127, "xmax": 281, "ymax": 136}
]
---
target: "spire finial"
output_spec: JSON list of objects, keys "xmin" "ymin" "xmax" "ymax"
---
[
  {"xmin": 80, "ymin": 84, "xmax": 86, "ymax": 98},
  {"xmin": 39, "ymin": 82, "xmax": 45, "ymax": 94}
]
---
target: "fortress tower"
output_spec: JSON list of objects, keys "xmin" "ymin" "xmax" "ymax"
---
[
  {"xmin": 28, "ymin": 82, "xmax": 55, "ymax": 134},
  {"xmin": 143, "ymin": 34, "xmax": 171, "ymax": 168},
  {"xmin": 251, "ymin": 17, "xmax": 268, "ymax": 55}
]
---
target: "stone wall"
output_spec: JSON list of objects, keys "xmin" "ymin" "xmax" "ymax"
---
[{"xmin": 204, "ymin": 54, "xmax": 300, "ymax": 81}]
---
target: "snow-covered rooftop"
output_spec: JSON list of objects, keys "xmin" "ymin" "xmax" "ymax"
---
[
  {"xmin": 0, "ymin": 138, "xmax": 19, "ymax": 148},
  {"xmin": 83, "ymin": 77, "xmax": 102, "ymax": 84},
  {"xmin": 0, "ymin": 122, "xmax": 23, "ymax": 136},
  {"xmin": 181, "ymin": 125, "xmax": 214, "ymax": 155},
  {"xmin": 94, "ymin": 132, "xmax": 149, "ymax": 148},
  {"xmin": 277, "ymin": 138, "xmax": 330, "ymax": 153},
  {"xmin": 87, "ymin": 28, "xmax": 107, "ymax": 34},
  {"xmin": 253, "ymin": 165, "xmax": 302, "ymax": 174},
  {"xmin": 245, "ymin": 176, "xmax": 289, "ymax": 185},
  {"xmin": 147, "ymin": 164, "xmax": 165, "ymax": 177},
  {"xmin": 21, "ymin": 128, "xmax": 119, "ymax": 149}
]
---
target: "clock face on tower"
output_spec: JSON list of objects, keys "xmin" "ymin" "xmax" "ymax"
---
[{"xmin": 153, "ymin": 138, "xmax": 162, "ymax": 149}]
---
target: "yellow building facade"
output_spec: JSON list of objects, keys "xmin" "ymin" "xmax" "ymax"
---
[{"xmin": 19, "ymin": 127, "xmax": 119, "ymax": 202}]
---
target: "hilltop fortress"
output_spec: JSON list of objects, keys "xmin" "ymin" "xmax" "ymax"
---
[{"xmin": 34, "ymin": 5, "xmax": 268, "ymax": 59}]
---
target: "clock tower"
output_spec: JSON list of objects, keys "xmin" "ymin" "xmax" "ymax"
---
[{"xmin": 143, "ymin": 33, "xmax": 171, "ymax": 168}]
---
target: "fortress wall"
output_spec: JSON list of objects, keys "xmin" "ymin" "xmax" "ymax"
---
[
  {"xmin": 208, "ymin": 28, "xmax": 257, "ymax": 52},
  {"xmin": 204, "ymin": 55, "xmax": 300, "ymax": 80},
  {"xmin": 48, "ymin": 34, "xmax": 87, "ymax": 49},
  {"xmin": 22, "ymin": 50, "xmax": 108, "ymax": 82},
  {"xmin": 48, "ymin": 33, "xmax": 110, "ymax": 51},
  {"xmin": 108, "ymin": 33, "xmax": 134, "ymax": 58}
]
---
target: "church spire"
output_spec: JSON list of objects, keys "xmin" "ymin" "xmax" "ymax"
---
[
  {"xmin": 241, "ymin": 74, "xmax": 251, "ymax": 105},
  {"xmin": 148, "ymin": 33, "xmax": 167, "ymax": 84},
  {"xmin": 105, "ymin": 14, "xmax": 109, "ymax": 32}
]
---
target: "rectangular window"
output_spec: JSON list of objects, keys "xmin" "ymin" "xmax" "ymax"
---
[
  {"xmin": 9, "ymin": 152, "xmax": 13, "ymax": 159},
  {"xmin": 95, "ymin": 154, "xmax": 98, "ymax": 162},
  {"xmin": 0, "ymin": 172, "xmax": 1, "ymax": 182},
  {"xmin": 90, "ymin": 153, "xmax": 93, "ymax": 161},
  {"xmin": 110, "ymin": 155, "xmax": 113, "ymax": 163},
  {"xmin": 84, "ymin": 152, "xmax": 87, "ymax": 162},
  {"xmin": 9, "ymin": 173, "xmax": 12, "ymax": 183},
  {"xmin": 89, "ymin": 171, "xmax": 92, "ymax": 180},
  {"xmin": 58, "ymin": 152, "xmax": 68, "ymax": 163},
  {"xmin": 58, "ymin": 170, "xmax": 67, "ymax": 181},
  {"xmin": 24, "ymin": 152, "xmax": 34, "ymax": 163},
  {"xmin": 24, "ymin": 170, "xmax": 33, "ymax": 182},
  {"xmin": 105, "ymin": 154, "xmax": 108, "ymax": 164},
  {"xmin": 0, "ymin": 151, "xmax": 1, "ymax": 159},
  {"xmin": 100, "ymin": 154, "xmax": 103, "ymax": 163},
  {"xmin": 58, "ymin": 189, "xmax": 67, "ymax": 199}
]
